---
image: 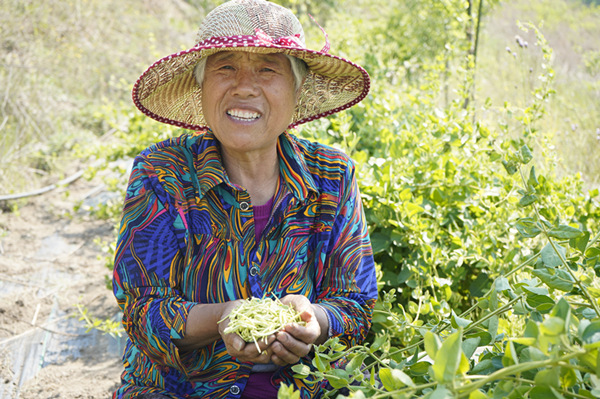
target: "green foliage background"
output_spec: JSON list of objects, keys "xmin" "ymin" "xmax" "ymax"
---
[{"xmin": 2, "ymin": 0, "xmax": 600, "ymax": 397}]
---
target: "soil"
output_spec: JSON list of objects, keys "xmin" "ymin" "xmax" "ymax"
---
[{"xmin": 0, "ymin": 173, "xmax": 124, "ymax": 398}]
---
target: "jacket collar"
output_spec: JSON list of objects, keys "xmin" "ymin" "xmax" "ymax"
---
[{"xmin": 194, "ymin": 131, "xmax": 319, "ymax": 203}]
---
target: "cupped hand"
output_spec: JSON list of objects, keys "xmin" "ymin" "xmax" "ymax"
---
[
  {"xmin": 218, "ymin": 299, "xmax": 275, "ymax": 364},
  {"xmin": 269, "ymin": 294, "xmax": 326, "ymax": 366}
]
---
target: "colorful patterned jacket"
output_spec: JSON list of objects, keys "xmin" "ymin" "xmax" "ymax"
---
[{"xmin": 112, "ymin": 130, "xmax": 378, "ymax": 398}]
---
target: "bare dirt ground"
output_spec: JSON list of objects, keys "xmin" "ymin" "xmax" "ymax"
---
[{"xmin": 0, "ymin": 174, "xmax": 124, "ymax": 398}]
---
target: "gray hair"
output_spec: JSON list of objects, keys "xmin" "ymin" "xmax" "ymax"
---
[{"xmin": 194, "ymin": 54, "xmax": 308, "ymax": 92}]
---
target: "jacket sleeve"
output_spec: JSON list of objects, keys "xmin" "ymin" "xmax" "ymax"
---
[
  {"xmin": 112, "ymin": 154, "xmax": 195, "ymax": 372},
  {"xmin": 316, "ymin": 161, "xmax": 378, "ymax": 348}
]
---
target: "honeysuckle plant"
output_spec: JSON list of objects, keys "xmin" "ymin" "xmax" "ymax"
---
[{"xmin": 280, "ymin": 18, "xmax": 600, "ymax": 399}]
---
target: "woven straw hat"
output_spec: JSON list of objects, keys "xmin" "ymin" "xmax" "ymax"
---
[{"xmin": 132, "ymin": 0, "xmax": 370, "ymax": 130}]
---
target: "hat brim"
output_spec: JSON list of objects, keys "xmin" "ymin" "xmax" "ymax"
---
[{"xmin": 132, "ymin": 41, "xmax": 370, "ymax": 131}]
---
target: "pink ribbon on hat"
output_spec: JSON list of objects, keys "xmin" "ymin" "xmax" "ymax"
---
[
  {"xmin": 254, "ymin": 28, "xmax": 304, "ymax": 49},
  {"xmin": 254, "ymin": 20, "xmax": 330, "ymax": 54},
  {"xmin": 309, "ymin": 14, "xmax": 330, "ymax": 54},
  {"xmin": 196, "ymin": 16, "xmax": 331, "ymax": 54}
]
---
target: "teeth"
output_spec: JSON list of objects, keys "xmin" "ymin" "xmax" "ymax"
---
[{"xmin": 227, "ymin": 109, "xmax": 260, "ymax": 120}]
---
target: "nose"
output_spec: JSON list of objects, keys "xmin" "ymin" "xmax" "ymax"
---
[{"xmin": 231, "ymin": 67, "xmax": 259, "ymax": 97}]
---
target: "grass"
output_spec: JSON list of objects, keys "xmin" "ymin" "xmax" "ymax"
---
[
  {"xmin": 477, "ymin": 0, "xmax": 600, "ymax": 186},
  {"xmin": 0, "ymin": 0, "xmax": 205, "ymax": 194}
]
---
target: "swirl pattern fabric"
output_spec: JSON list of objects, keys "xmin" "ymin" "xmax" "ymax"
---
[{"xmin": 112, "ymin": 131, "xmax": 377, "ymax": 398}]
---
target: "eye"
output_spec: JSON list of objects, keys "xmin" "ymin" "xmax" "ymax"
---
[{"xmin": 219, "ymin": 65, "xmax": 235, "ymax": 70}]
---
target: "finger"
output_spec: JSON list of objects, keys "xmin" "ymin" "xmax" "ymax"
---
[
  {"xmin": 239, "ymin": 335, "xmax": 275, "ymax": 357},
  {"xmin": 270, "ymin": 353, "xmax": 290, "ymax": 367},
  {"xmin": 224, "ymin": 333, "xmax": 246, "ymax": 354},
  {"xmin": 274, "ymin": 331, "xmax": 312, "ymax": 361},
  {"xmin": 284, "ymin": 319, "xmax": 320, "ymax": 346},
  {"xmin": 239, "ymin": 345, "xmax": 272, "ymax": 364},
  {"xmin": 228, "ymin": 338, "xmax": 275, "ymax": 363},
  {"xmin": 270, "ymin": 339, "xmax": 300, "ymax": 366},
  {"xmin": 280, "ymin": 295, "xmax": 311, "ymax": 314}
]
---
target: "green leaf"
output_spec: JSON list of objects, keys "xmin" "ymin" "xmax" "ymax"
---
[
  {"xmin": 469, "ymin": 272, "xmax": 490, "ymax": 297},
  {"xmin": 586, "ymin": 247, "xmax": 600, "ymax": 258},
  {"xmin": 551, "ymin": 297, "xmax": 571, "ymax": 324},
  {"xmin": 548, "ymin": 225, "xmax": 584, "ymax": 239},
  {"xmin": 515, "ymin": 217, "xmax": 542, "ymax": 238},
  {"xmin": 512, "ymin": 337, "xmax": 536, "ymax": 346},
  {"xmin": 451, "ymin": 311, "xmax": 472, "ymax": 329},
  {"xmin": 469, "ymin": 391, "xmax": 488, "ymax": 399},
  {"xmin": 326, "ymin": 368, "xmax": 350, "ymax": 390},
  {"xmin": 526, "ymin": 293, "xmax": 555, "ymax": 313},
  {"xmin": 459, "ymin": 351, "xmax": 470, "ymax": 375},
  {"xmin": 582, "ymin": 321, "xmax": 600, "ymax": 345},
  {"xmin": 425, "ymin": 331, "xmax": 442, "ymax": 360},
  {"xmin": 572, "ymin": 389, "xmax": 595, "ymax": 399},
  {"xmin": 521, "ymin": 285, "xmax": 549, "ymax": 296},
  {"xmin": 579, "ymin": 348, "xmax": 598, "ymax": 370},
  {"xmin": 523, "ymin": 319, "xmax": 540, "ymax": 339},
  {"xmin": 529, "ymin": 386, "xmax": 562, "ymax": 399},
  {"xmin": 520, "ymin": 144, "xmax": 533, "ymax": 164},
  {"xmin": 502, "ymin": 159, "xmax": 518, "ymax": 175},
  {"xmin": 561, "ymin": 366, "xmax": 577, "ymax": 388},
  {"xmin": 502, "ymin": 340, "xmax": 519, "ymax": 367},
  {"xmin": 462, "ymin": 337, "xmax": 481, "ymax": 359},
  {"xmin": 345, "ymin": 352, "xmax": 368, "ymax": 373},
  {"xmin": 528, "ymin": 165, "xmax": 539, "ymax": 187},
  {"xmin": 277, "ymin": 383, "xmax": 301, "ymax": 399},
  {"xmin": 465, "ymin": 331, "xmax": 492, "ymax": 346},
  {"xmin": 541, "ymin": 243, "xmax": 566, "ymax": 268},
  {"xmin": 379, "ymin": 367, "xmax": 415, "ymax": 391},
  {"xmin": 432, "ymin": 329, "xmax": 464, "ymax": 383},
  {"xmin": 409, "ymin": 361, "xmax": 431, "ymax": 376},
  {"xmin": 405, "ymin": 202, "xmax": 425, "ymax": 217},
  {"xmin": 520, "ymin": 346, "xmax": 548, "ymax": 363},
  {"xmin": 429, "ymin": 385, "xmax": 453, "ymax": 399},
  {"xmin": 469, "ymin": 358, "xmax": 494, "ymax": 375},
  {"xmin": 531, "ymin": 269, "xmax": 574, "ymax": 292},
  {"xmin": 534, "ymin": 367, "xmax": 560, "ymax": 389},
  {"xmin": 291, "ymin": 364, "xmax": 311, "ymax": 378},
  {"xmin": 370, "ymin": 232, "xmax": 391, "ymax": 254},
  {"xmin": 488, "ymin": 315, "xmax": 499, "ymax": 340},
  {"xmin": 370, "ymin": 333, "xmax": 386, "ymax": 353},
  {"xmin": 540, "ymin": 317, "xmax": 565, "ymax": 336},
  {"xmin": 494, "ymin": 277, "xmax": 511, "ymax": 292},
  {"xmin": 313, "ymin": 355, "xmax": 327, "ymax": 373},
  {"xmin": 519, "ymin": 193, "xmax": 539, "ymax": 207}
]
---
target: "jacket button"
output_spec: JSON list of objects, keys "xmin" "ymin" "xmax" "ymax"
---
[
  {"xmin": 239, "ymin": 201, "xmax": 250, "ymax": 211},
  {"xmin": 249, "ymin": 266, "xmax": 259, "ymax": 276},
  {"xmin": 230, "ymin": 385, "xmax": 241, "ymax": 395}
]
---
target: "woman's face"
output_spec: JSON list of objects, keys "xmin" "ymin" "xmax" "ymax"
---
[{"xmin": 201, "ymin": 51, "xmax": 298, "ymax": 158}]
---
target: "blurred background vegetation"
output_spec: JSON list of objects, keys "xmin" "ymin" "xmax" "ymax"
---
[{"xmin": 1, "ymin": 0, "xmax": 598, "ymax": 196}]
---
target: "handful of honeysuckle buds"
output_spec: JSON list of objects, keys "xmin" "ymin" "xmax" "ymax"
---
[{"xmin": 218, "ymin": 296, "xmax": 305, "ymax": 353}]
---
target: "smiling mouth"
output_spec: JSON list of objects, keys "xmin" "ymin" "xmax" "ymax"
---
[{"xmin": 227, "ymin": 109, "xmax": 261, "ymax": 121}]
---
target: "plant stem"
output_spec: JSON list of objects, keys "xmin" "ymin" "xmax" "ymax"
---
[
  {"xmin": 368, "ymin": 381, "xmax": 438, "ymax": 399},
  {"xmin": 586, "ymin": 230, "xmax": 600, "ymax": 252},
  {"xmin": 455, "ymin": 349, "xmax": 586, "ymax": 397},
  {"xmin": 492, "ymin": 375, "xmax": 591, "ymax": 399},
  {"xmin": 463, "ymin": 294, "xmax": 524, "ymax": 334},
  {"xmin": 387, "ymin": 294, "xmax": 524, "ymax": 358},
  {"xmin": 518, "ymin": 166, "xmax": 600, "ymax": 317}
]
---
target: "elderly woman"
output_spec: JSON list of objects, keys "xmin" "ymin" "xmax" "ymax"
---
[{"xmin": 112, "ymin": 0, "xmax": 377, "ymax": 398}]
